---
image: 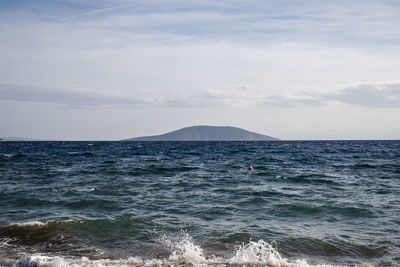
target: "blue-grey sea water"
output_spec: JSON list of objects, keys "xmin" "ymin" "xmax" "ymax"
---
[{"xmin": 0, "ymin": 141, "xmax": 399, "ymax": 266}]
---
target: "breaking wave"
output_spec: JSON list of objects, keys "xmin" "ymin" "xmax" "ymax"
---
[
  {"xmin": 0, "ymin": 235, "xmax": 339, "ymax": 267},
  {"xmin": 7, "ymin": 220, "xmax": 78, "ymax": 228}
]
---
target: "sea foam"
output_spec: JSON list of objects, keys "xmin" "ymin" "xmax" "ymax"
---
[
  {"xmin": 0, "ymin": 236, "xmax": 342, "ymax": 267},
  {"xmin": 162, "ymin": 232, "xmax": 207, "ymax": 263},
  {"xmin": 8, "ymin": 219, "xmax": 78, "ymax": 228}
]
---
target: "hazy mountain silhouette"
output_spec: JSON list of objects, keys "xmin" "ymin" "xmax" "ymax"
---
[{"xmin": 123, "ymin": 126, "xmax": 279, "ymax": 141}]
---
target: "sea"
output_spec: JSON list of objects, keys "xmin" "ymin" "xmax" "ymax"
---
[{"xmin": 0, "ymin": 141, "xmax": 399, "ymax": 266}]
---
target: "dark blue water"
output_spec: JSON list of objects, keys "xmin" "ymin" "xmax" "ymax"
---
[{"xmin": 0, "ymin": 141, "xmax": 399, "ymax": 266}]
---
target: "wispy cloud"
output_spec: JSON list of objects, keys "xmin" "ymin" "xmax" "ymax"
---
[
  {"xmin": 0, "ymin": 84, "xmax": 147, "ymax": 108},
  {"xmin": 70, "ymin": 0, "xmax": 400, "ymax": 46},
  {"xmin": 324, "ymin": 81, "xmax": 400, "ymax": 108},
  {"xmin": 2, "ymin": 0, "xmax": 400, "ymax": 47},
  {"xmin": 3, "ymin": 81, "xmax": 398, "ymax": 109},
  {"xmin": 57, "ymin": 3, "xmax": 139, "ymax": 22},
  {"xmin": 166, "ymin": 81, "xmax": 400, "ymax": 108}
]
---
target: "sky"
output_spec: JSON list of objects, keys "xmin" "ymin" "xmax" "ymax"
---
[{"xmin": 0, "ymin": 0, "xmax": 399, "ymax": 140}]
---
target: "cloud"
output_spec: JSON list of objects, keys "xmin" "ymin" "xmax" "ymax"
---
[
  {"xmin": 0, "ymin": 84, "xmax": 147, "ymax": 108},
  {"xmin": 57, "ymin": 3, "xmax": 139, "ymax": 22},
  {"xmin": 324, "ymin": 81, "xmax": 400, "ymax": 108},
  {"xmin": 176, "ymin": 81, "xmax": 400, "ymax": 108},
  {"xmin": 2, "ymin": 0, "xmax": 400, "ymax": 47},
  {"xmin": 1, "ymin": 80, "xmax": 399, "ymax": 109},
  {"xmin": 67, "ymin": 1, "xmax": 400, "ymax": 46},
  {"xmin": 0, "ymin": 83, "xmax": 259, "ymax": 108}
]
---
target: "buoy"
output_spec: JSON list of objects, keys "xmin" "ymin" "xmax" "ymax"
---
[{"xmin": 248, "ymin": 165, "xmax": 253, "ymax": 170}]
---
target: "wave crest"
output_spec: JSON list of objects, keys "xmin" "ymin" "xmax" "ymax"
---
[
  {"xmin": 8, "ymin": 220, "xmax": 77, "ymax": 228},
  {"xmin": 162, "ymin": 232, "xmax": 207, "ymax": 263},
  {"xmin": 0, "ymin": 233, "xmax": 340, "ymax": 267},
  {"xmin": 230, "ymin": 240, "xmax": 288, "ymax": 265}
]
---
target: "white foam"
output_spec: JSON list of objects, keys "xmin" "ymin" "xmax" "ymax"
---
[
  {"xmin": 0, "ymin": 253, "xmax": 343, "ymax": 267},
  {"xmin": 0, "ymin": 236, "xmax": 346, "ymax": 267},
  {"xmin": 0, "ymin": 255, "xmax": 146, "ymax": 267},
  {"xmin": 9, "ymin": 220, "xmax": 77, "ymax": 228},
  {"xmin": 10, "ymin": 221, "xmax": 48, "ymax": 227},
  {"xmin": 0, "ymin": 238, "xmax": 16, "ymax": 249},
  {"xmin": 162, "ymin": 232, "xmax": 207, "ymax": 263},
  {"xmin": 229, "ymin": 240, "xmax": 345, "ymax": 267},
  {"xmin": 0, "ymin": 255, "xmax": 67, "ymax": 267},
  {"xmin": 230, "ymin": 240, "xmax": 289, "ymax": 265},
  {"xmin": 159, "ymin": 234, "xmax": 334, "ymax": 267}
]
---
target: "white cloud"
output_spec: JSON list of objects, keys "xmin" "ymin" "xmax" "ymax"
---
[
  {"xmin": 2, "ymin": 0, "xmax": 400, "ymax": 47},
  {"xmin": 191, "ymin": 81, "xmax": 400, "ymax": 108},
  {"xmin": 0, "ymin": 84, "xmax": 148, "ymax": 108},
  {"xmin": 2, "ymin": 81, "xmax": 399, "ymax": 109},
  {"xmin": 325, "ymin": 81, "xmax": 400, "ymax": 108}
]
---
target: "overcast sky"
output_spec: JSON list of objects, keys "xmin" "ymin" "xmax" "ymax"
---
[{"xmin": 0, "ymin": 0, "xmax": 399, "ymax": 140}]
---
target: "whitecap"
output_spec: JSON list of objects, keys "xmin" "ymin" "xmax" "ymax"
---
[
  {"xmin": 9, "ymin": 219, "xmax": 77, "ymax": 228},
  {"xmin": 0, "ymin": 235, "xmax": 347, "ymax": 267},
  {"xmin": 0, "ymin": 255, "xmax": 145, "ymax": 267},
  {"xmin": 0, "ymin": 253, "xmax": 343, "ymax": 267},
  {"xmin": 230, "ymin": 240, "xmax": 286, "ymax": 265},
  {"xmin": 9, "ymin": 221, "xmax": 48, "ymax": 227},
  {"xmin": 162, "ymin": 232, "xmax": 207, "ymax": 264}
]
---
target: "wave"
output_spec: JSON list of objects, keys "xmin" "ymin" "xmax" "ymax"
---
[
  {"xmin": 0, "ymin": 220, "xmax": 82, "ymax": 247},
  {"xmin": 0, "ymin": 220, "xmax": 382, "ymax": 266},
  {"xmin": 0, "ymin": 237, "xmax": 338, "ymax": 267},
  {"xmin": 270, "ymin": 203, "xmax": 374, "ymax": 219},
  {"xmin": 9, "ymin": 221, "xmax": 50, "ymax": 228},
  {"xmin": 286, "ymin": 174, "xmax": 340, "ymax": 186},
  {"xmin": 7, "ymin": 220, "xmax": 77, "ymax": 228},
  {"xmin": 67, "ymin": 151, "xmax": 93, "ymax": 156},
  {"xmin": 1, "ymin": 153, "xmax": 27, "ymax": 159}
]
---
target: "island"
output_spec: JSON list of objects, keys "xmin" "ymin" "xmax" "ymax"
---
[{"xmin": 122, "ymin": 125, "xmax": 279, "ymax": 141}]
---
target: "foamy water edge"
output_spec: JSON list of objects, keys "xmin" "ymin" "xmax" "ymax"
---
[{"xmin": 0, "ymin": 233, "xmax": 349, "ymax": 267}]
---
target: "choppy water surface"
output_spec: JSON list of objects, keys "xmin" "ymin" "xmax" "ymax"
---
[{"xmin": 0, "ymin": 141, "xmax": 399, "ymax": 266}]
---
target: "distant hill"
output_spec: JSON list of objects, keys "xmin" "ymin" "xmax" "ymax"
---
[{"xmin": 122, "ymin": 126, "xmax": 279, "ymax": 141}]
